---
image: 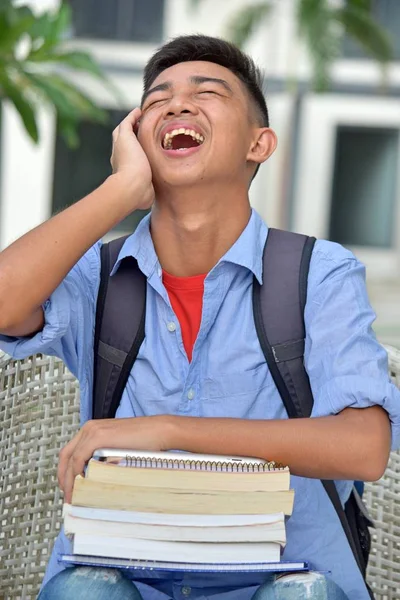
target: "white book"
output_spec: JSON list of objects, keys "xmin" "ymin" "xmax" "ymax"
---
[
  {"xmin": 63, "ymin": 504, "xmax": 285, "ymax": 528},
  {"xmin": 64, "ymin": 512, "xmax": 286, "ymax": 544},
  {"xmin": 72, "ymin": 534, "xmax": 282, "ymax": 564}
]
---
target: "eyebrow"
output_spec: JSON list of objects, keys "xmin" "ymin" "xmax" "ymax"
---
[
  {"xmin": 190, "ymin": 76, "xmax": 233, "ymax": 94},
  {"xmin": 141, "ymin": 75, "xmax": 233, "ymax": 105}
]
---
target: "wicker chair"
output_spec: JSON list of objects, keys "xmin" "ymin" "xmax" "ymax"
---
[{"xmin": 0, "ymin": 347, "xmax": 400, "ymax": 600}]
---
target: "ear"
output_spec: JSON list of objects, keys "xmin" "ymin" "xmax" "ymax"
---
[{"xmin": 246, "ymin": 127, "xmax": 277, "ymax": 166}]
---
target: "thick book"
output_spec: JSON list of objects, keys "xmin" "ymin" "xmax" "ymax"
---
[
  {"xmin": 72, "ymin": 534, "xmax": 282, "ymax": 563},
  {"xmin": 71, "ymin": 475, "xmax": 294, "ymax": 515},
  {"xmin": 86, "ymin": 458, "xmax": 290, "ymax": 492},
  {"xmin": 63, "ymin": 504, "xmax": 286, "ymax": 544}
]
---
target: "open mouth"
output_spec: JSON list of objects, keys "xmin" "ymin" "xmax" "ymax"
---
[{"xmin": 162, "ymin": 128, "xmax": 205, "ymax": 151}]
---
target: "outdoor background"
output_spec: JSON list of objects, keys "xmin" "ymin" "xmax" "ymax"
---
[{"xmin": 0, "ymin": 0, "xmax": 399, "ymax": 345}]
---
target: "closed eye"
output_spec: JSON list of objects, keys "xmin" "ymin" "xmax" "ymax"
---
[{"xmin": 145, "ymin": 97, "xmax": 169, "ymax": 109}]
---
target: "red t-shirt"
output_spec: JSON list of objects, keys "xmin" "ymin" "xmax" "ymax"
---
[{"xmin": 162, "ymin": 270, "xmax": 206, "ymax": 362}]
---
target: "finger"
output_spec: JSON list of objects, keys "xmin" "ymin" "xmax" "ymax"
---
[
  {"xmin": 62, "ymin": 421, "xmax": 104, "ymax": 501},
  {"xmin": 64, "ymin": 451, "xmax": 87, "ymax": 503},
  {"xmin": 112, "ymin": 126, "xmax": 119, "ymax": 142},
  {"xmin": 58, "ymin": 431, "xmax": 82, "ymax": 491},
  {"xmin": 63, "ymin": 432, "xmax": 101, "ymax": 502},
  {"xmin": 119, "ymin": 107, "xmax": 142, "ymax": 136}
]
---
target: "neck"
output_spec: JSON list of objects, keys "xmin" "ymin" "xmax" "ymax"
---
[{"xmin": 150, "ymin": 183, "xmax": 251, "ymax": 277}]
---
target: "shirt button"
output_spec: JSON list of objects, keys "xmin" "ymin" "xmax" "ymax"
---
[
  {"xmin": 157, "ymin": 266, "xmax": 162, "ymax": 277},
  {"xmin": 167, "ymin": 321, "xmax": 176, "ymax": 332},
  {"xmin": 187, "ymin": 388, "xmax": 195, "ymax": 400},
  {"xmin": 182, "ymin": 587, "xmax": 191, "ymax": 597}
]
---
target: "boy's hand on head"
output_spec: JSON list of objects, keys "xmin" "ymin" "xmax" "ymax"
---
[{"xmin": 110, "ymin": 108, "xmax": 154, "ymax": 210}]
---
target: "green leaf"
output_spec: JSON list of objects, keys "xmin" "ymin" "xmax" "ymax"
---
[
  {"xmin": 297, "ymin": 0, "xmax": 325, "ymax": 34},
  {"xmin": 0, "ymin": 71, "xmax": 38, "ymax": 142},
  {"xmin": 25, "ymin": 71, "xmax": 108, "ymax": 124},
  {"xmin": 51, "ymin": 2, "xmax": 71, "ymax": 43},
  {"xmin": 28, "ymin": 12, "xmax": 54, "ymax": 47},
  {"xmin": 298, "ymin": 0, "xmax": 339, "ymax": 91},
  {"xmin": 28, "ymin": 49, "xmax": 126, "ymax": 106},
  {"xmin": 0, "ymin": 11, "xmax": 8, "ymax": 45},
  {"xmin": 28, "ymin": 2, "xmax": 71, "ymax": 56},
  {"xmin": 333, "ymin": 5, "xmax": 393, "ymax": 63},
  {"xmin": 32, "ymin": 50, "xmax": 106, "ymax": 79},
  {"xmin": 226, "ymin": 3, "xmax": 272, "ymax": 48},
  {"xmin": 346, "ymin": 0, "xmax": 371, "ymax": 11},
  {"xmin": 12, "ymin": 5, "xmax": 35, "ymax": 21},
  {"xmin": 0, "ymin": 6, "xmax": 36, "ymax": 53},
  {"xmin": 58, "ymin": 117, "xmax": 80, "ymax": 148}
]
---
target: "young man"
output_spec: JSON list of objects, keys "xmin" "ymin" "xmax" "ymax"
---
[{"xmin": 0, "ymin": 35, "xmax": 398, "ymax": 600}]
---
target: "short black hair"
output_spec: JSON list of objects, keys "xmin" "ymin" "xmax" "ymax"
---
[{"xmin": 142, "ymin": 34, "xmax": 269, "ymax": 128}]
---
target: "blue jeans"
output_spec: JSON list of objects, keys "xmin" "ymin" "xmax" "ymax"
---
[{"xmin": 38, "ymin": 568, "xmax": 349, "ymax": 599}]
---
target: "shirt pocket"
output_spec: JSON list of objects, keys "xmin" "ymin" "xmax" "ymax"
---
[{"xmin": 201, "ymin": 364, "xmax": 278, "ymax": 419}]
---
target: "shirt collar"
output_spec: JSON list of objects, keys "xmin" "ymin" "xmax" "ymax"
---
[
  {"xmin": 110, "ymin": 213, "xmax": 158, "ymax": 278},
  {"xmin": 110, "ymin": 209, "xmax": 268, "ymax": 285},
  {"xmin": 215, "ymin": 209, "xmax": 267, "ymax": 284}
]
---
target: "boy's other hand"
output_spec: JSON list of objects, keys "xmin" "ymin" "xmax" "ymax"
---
[
  {"xmin": 110, "ymin": 108, "xmax": 154, "ymax": 210},
  {"xmin": 58, "ymin": 415, "xmax": 174, "ymax": 503}
]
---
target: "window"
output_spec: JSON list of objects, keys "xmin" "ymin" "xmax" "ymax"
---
[
  {"xmin": 68, "ymin": 0, "xmax": 165, "ymax": 43},
  {"xmin": 52, "ymin": 110, "xmax": 149, "ymax": 234},
  {"xmin": 342, "ymin": 0, "xmax": 400, "ymax": 61},
  {"xmin": 329, "ymin": 126, "xmax": 399, "ymax": 248}
]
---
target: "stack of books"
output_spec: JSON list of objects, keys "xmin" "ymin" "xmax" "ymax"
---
[{"xmin": 62, "ymin": 450, "xmax": 302, "ymax": 577}]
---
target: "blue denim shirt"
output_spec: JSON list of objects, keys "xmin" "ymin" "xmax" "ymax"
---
[{"xmin": 1, "ymin": 209, "xmax": 399, "ymax": 600}]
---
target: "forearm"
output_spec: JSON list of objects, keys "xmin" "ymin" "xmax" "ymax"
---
[
  {"xmin": 166, "ymin": 406, "xmax": 391, "ymax": 481},
  {"xmin": 0, "ymin": 174, "xmax": 142, "ymax": 329}
]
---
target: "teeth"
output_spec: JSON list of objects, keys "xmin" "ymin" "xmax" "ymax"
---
[{"xmin": 162, "ymin": 128, "xmax": 205, "ymax": 149}]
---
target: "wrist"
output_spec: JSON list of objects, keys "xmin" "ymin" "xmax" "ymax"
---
[
  {"xmin": 159, "ymin": 415, "xmax": 182, "ymax": 451},
  {"xmin": 106, "ymin": 173, "xmax": 152, "ymax": 212}
]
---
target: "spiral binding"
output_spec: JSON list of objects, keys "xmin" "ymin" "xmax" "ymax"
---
[{"xmin": 120, "ymin": 455, "xmax": 286, "ymax": 472}]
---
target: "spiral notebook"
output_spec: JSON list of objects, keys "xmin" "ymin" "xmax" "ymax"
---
[{"xmin": 92, "ymin": 448, "xmax": 287, "ymax": 473}]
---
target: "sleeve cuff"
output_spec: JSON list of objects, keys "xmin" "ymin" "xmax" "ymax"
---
[
  {"xmin": 314, "ymin": 374, "xmax": 400, "ymax": 451},
  {"xmin": 0, "ymin": 282, "xmax": 72, "ymax": 360}
]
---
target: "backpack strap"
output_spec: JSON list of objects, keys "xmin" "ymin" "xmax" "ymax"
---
[
  {"xmin": 92, "ymin": 236, "xmax": 146, "ymax": 419},
  {"xmin": 253, "ymin": 227, "xmax": 369, "ymax": 583},
  {"xmin": 253, "ymin": 228, "xmax": 315, "ymax": 419}
]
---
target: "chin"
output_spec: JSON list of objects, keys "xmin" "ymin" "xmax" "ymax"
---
[{"xmin": 153, "ymin": 164, "xmax": 209, "ymax": 189}]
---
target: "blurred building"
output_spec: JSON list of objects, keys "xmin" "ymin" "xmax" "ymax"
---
[{"xmin": 0, "ymin": 0, "xmax": 399, "ymax": 291}]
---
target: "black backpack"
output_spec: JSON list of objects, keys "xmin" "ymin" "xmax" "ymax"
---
[{"xmin": 93, "ymin": 227, "xmax": 374, "ymax": 597}]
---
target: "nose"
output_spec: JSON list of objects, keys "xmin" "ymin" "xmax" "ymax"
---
[{"xmin": 163, "ymin": 94, "xmax": 199, "ymax": 119}]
